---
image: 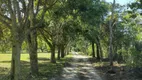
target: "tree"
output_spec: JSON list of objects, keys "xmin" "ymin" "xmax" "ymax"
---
[
  {"xmin": 117, "ymin": 1, "xmax": 142, "ymax": 68},
  {"xmin": 0, "ymin": 0, "xmax": 56, "ymax": 79},
  {"xmin": 28, "ymin": 0, "xmax": 57, "ymax": 74},
  {"xmin": 79, "ymin": 0, "xmax": 108, "ymax": 59},
  {"xmin": 0, "ymin": 1, "xmax": 29, "ymax": 79},
  {"xmin": 39, "ymin": 22, "xmax": 57, "ymax": 63},
  {"xmin": 108, "ymin": 0, "xmax": 115, "ymax": 66}
]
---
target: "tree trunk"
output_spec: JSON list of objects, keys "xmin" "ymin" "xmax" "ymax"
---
[
  {"xmin": 27, "ymin": 30, "xmax": 38, "ymax": 75},
  {"xmin": 119, "ymin": 44, "xmax": 123, "ymax": 62},
  {"xmin": 92, "ymin": 41, "xmax": 95, "ymax": 58},
  {"xmin": 27, "ymin": 1, "xmax": 39, "ymax": 74},
  {"xmin": 97, "ymin": 37, "xmax": 103, "ymax": 59},
  {"xmin": 99, "ymin": 43, "xmax": 103, "ymax": 59},
  {"xmin": 57, "ymin": 46, "xmax": 61, "ymax": 60},
  {"xmin": 109, "ymin": 0, "xmax": 115, "ymax": 66},
  {"xmin": 11, "ymin": 31, "xmax": 23, "ymax": 80},
  {"xmin": 96, "ymin": 43, "xmax": 100, "ymax": 60},
  {"xmin": 61, "ymin": 45, "xmax": 65, "ymax": 58},
  {"xmin": 113, "ymin": 46, "xmax": 118, "ymax": 61},
  {"xmin": 50, "ymin": 43, "xmax": 56, "ymax": 63}
]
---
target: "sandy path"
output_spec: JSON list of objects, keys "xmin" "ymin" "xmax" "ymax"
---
[{"xmin": 51, "ymin": 52, "xmax": 102, "ymax": 80}]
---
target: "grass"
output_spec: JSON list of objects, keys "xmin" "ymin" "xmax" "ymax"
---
[
  {"xmin": 0, "ymin": 53, "xmax": 52, "ymax": 68},
  {"xmin": 0, "ymin": 52, "xmax": 73, "ymax": 80}
]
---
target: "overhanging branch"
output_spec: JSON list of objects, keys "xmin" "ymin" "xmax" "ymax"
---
[{"xmin": 39, "ymin": 29, "xmax": 52, "ymax": 48}]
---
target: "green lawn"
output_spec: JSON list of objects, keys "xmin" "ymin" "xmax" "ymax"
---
[
  {"xmin": 0, "ymin": 53, "xmax": 51, "ymax": 68},
  {"xmin": 0, "ymin": 52, "xmax": 72, "ymax": 80}
]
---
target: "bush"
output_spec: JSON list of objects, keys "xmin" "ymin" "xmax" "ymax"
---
[{"xmin": 127, "ymin": 47, "xmax": 142, "ymax": 68}]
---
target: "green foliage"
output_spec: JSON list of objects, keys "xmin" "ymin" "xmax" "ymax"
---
[
  {"xmin": 129, "ymin": 0, "xmax": 142, "ymax": 10},
  {"xmin": 0, "ymin": 24, "xmax": 11, "ymax": 52},
  {"xmin": 126, "ymin": 47, "xmax": 142, "ymax": 68}
]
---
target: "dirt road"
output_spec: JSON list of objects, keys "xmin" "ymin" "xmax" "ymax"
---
[{"xmin": 51, "ymin": 52, "xmax": 103, "ymax": 80}]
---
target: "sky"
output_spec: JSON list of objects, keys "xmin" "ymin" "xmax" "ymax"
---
[{"xmin": 106, "ymin": 0, "xmax": 135, "ymax": 5}]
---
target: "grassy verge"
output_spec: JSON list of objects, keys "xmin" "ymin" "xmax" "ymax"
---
[{"xmin": 0, "ymin": 53, "xmax": 73, "ymax": 80}]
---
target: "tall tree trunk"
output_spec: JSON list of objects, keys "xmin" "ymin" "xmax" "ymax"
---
[
  {"xmin": 99, "ymin": 43, "xmax": 103, "ymax": 59},
  {"xmin": 57, "ymin": 45, "xmax": 61, "ymax": 60},
  {"xmin": 113, "ymin": 46, "xmax": 118, "ymax": 61},
  {"xmin": 27, "ymin": 0, "xmax": 39, "ymax": 75},
  {"xmin": 96, "ymin": 43, "xmax": 100, "ymax": 60},
  {"xmin": 11, "ymin": 30, "xmax": 23, "ymax": 80},
  {"xmin": 109, "ymin": 0, "xmax": 115, "ymax": 66},
  {"xmin": 61, "ymin": 44, "xmax": 65, "ymax": 58},
  {"xmin": 97, "ymin": 37, "xmax": 103, "ymax": 59},
  {"xmin": 11, "ymin": 42, "xmax": 22, "ymax": 80},
  {"xmin": 92, "ymin": 41, "xmax": 95, "ymax": 58},
  {"xmin": 50, "ymin": 43, "xmax": 56, "ymax": 63},
  {"xmin": 27, "ymin": 30, "xmax": 38, "ymax": 75}
]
